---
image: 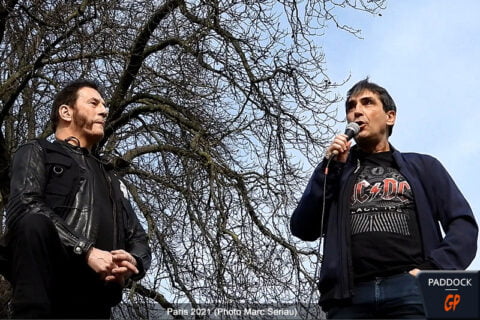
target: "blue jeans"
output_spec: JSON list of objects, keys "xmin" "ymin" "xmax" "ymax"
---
[{"xmin": 327, "ymin": 273, "xmax": 425, "ymax": 319}]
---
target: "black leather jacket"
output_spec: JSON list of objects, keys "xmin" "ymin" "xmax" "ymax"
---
[{"xmin": 6, "ymin": 139, "xmax": 151, "ymax": 279}]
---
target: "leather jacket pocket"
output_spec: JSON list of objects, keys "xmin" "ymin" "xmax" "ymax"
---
[{"xmin": 44, "ymin": 152, "xmax": 79, "ymax": 217}]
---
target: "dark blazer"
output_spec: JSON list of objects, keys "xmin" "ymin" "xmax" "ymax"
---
[{"xmin": 290, "ymin": 145, "xmax": 478, "ymax": 308}]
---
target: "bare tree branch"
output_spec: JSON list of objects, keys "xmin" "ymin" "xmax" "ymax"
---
[{"xmin": 0, "ymin": 0, "xmax": 386, "ymax": 318}]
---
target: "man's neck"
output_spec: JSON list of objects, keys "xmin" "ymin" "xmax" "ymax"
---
[{"xmin": 358, "ymin": 139, "xmax": 390, "ymax": 154}]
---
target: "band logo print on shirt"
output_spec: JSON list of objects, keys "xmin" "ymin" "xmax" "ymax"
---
[
  {"xmin": 350, "ymin": 166, "xmax": 414, "ymax": 236},
  {"xmin": 351, "ymin": 211, "xmax": 410, "ymax": 235},
  {"xmin": 352, "ymin": 177, "xmax": 411, "ymax": 204}
]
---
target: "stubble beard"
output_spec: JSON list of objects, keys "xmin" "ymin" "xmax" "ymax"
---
[{"xmin": 73, "ymin": 112, "xmax": 104, "ymax": 143}]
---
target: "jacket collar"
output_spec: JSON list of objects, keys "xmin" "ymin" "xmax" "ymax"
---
[
  {"xmin": 55, "ymin": 138, "xmax": 91, "ymax": 156},
  {"xmin": 54, "ymin": 138, "xmax": 131, "ymax": 171}
]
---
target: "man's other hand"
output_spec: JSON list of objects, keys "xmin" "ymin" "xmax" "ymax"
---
[
  {"xmin": 104, "ymin": 249, "xmax": 139, "ymax": 286},
  {"xmin": 86, "ymin": 247, "xmax": 116, "ymax": 280}
]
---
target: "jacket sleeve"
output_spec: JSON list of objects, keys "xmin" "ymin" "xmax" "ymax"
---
[
  {"xmin": 118, "ymin": 179, "xmax": 152, "ymax": 281},
  {"xmin": 420, "ymin": 156, "xmax": 478, "ymax": 269},
  {"xmin": 290, "ymin": 159, "xmax": 345, "ymax": 241},
  {"xmin": 6, "ymin": 141, "xmax": 94, "ymax": 254}
]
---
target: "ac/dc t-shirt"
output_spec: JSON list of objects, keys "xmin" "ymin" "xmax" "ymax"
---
[{"xmin": 350, "ymin": 151, "xmax": 424, "ymax": 282}]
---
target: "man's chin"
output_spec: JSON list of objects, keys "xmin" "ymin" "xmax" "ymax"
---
[{"xmin": 87, "ymin": 132, "xmax": 104, "ymax": 144}]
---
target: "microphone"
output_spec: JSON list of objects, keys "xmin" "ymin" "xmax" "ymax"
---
[
  {"xmin": 328, "ymin": 122, "xmax": 360, "ymax": 159},
  {"xmin": 344, "ymin": 122, "xmax": 360, "ymax": 140}
]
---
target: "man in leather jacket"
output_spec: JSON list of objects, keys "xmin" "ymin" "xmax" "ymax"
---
[{"xmin": 4, "ymin": 79, "xmax": 151, "ymax": 318}]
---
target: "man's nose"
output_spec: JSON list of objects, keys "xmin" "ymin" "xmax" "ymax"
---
[
  {"xmin": 353, "ymin": 104, "xmax": 364, "ymax": 116},
  {"xmin": 99, "ymin": 104, "xmax": 109, "ymax": 118}
]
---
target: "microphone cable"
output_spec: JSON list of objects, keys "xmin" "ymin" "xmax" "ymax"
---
[
  {"xmin": 305, "ymin": 155, "xmax": 334, "ymax": 319},
  {"xmin": 303, "ymin": 123, "xmax": 358, "ymax": 318}
]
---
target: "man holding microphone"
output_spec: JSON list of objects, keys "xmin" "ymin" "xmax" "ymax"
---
[{"xmin": 291, "ymin": 78, "xmax": 477, "ymax": 319}]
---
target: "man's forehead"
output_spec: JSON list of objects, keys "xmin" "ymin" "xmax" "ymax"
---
[
  {"xmin": 348, "ymin": 89, "xmax": 380, "ymax": 101},
  {"xmin": 77, "ymin": 87, "xmax": 104, "ymax": 101}
]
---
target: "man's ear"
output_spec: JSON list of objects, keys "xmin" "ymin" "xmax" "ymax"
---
[
  {"xmin": 386, "ymin": 110, "xmax": 396, "ymax": 126},
  {"xmin": 59, "ymin": 104, "xmax": 73, "ymax": 122}
]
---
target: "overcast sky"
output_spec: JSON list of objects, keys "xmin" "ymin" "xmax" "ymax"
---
[{"xmin": 319, "ymin": 1, "xmax": 480, "ymax": 269}]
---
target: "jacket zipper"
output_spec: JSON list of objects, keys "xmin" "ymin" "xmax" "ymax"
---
[{"xmin": 104, "ymin": 170, "xmax": 118, "ymax": 249}]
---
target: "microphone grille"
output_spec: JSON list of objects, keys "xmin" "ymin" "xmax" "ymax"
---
[{"xmin": 346, "ymin": 122, "xmax": 360, "ymax": 134}]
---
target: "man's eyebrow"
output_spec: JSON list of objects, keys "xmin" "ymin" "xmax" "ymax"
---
[
  {"xmin": 346, "ymin": 99, "xmax": 356, "ymax": 108},
  {"xmin": 359, "ymin": 95, "xmax": 378, "ymax": 104},
  {"xmin": 88, "ymin": 97, "xmax": 105, "ymax": 104}
]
